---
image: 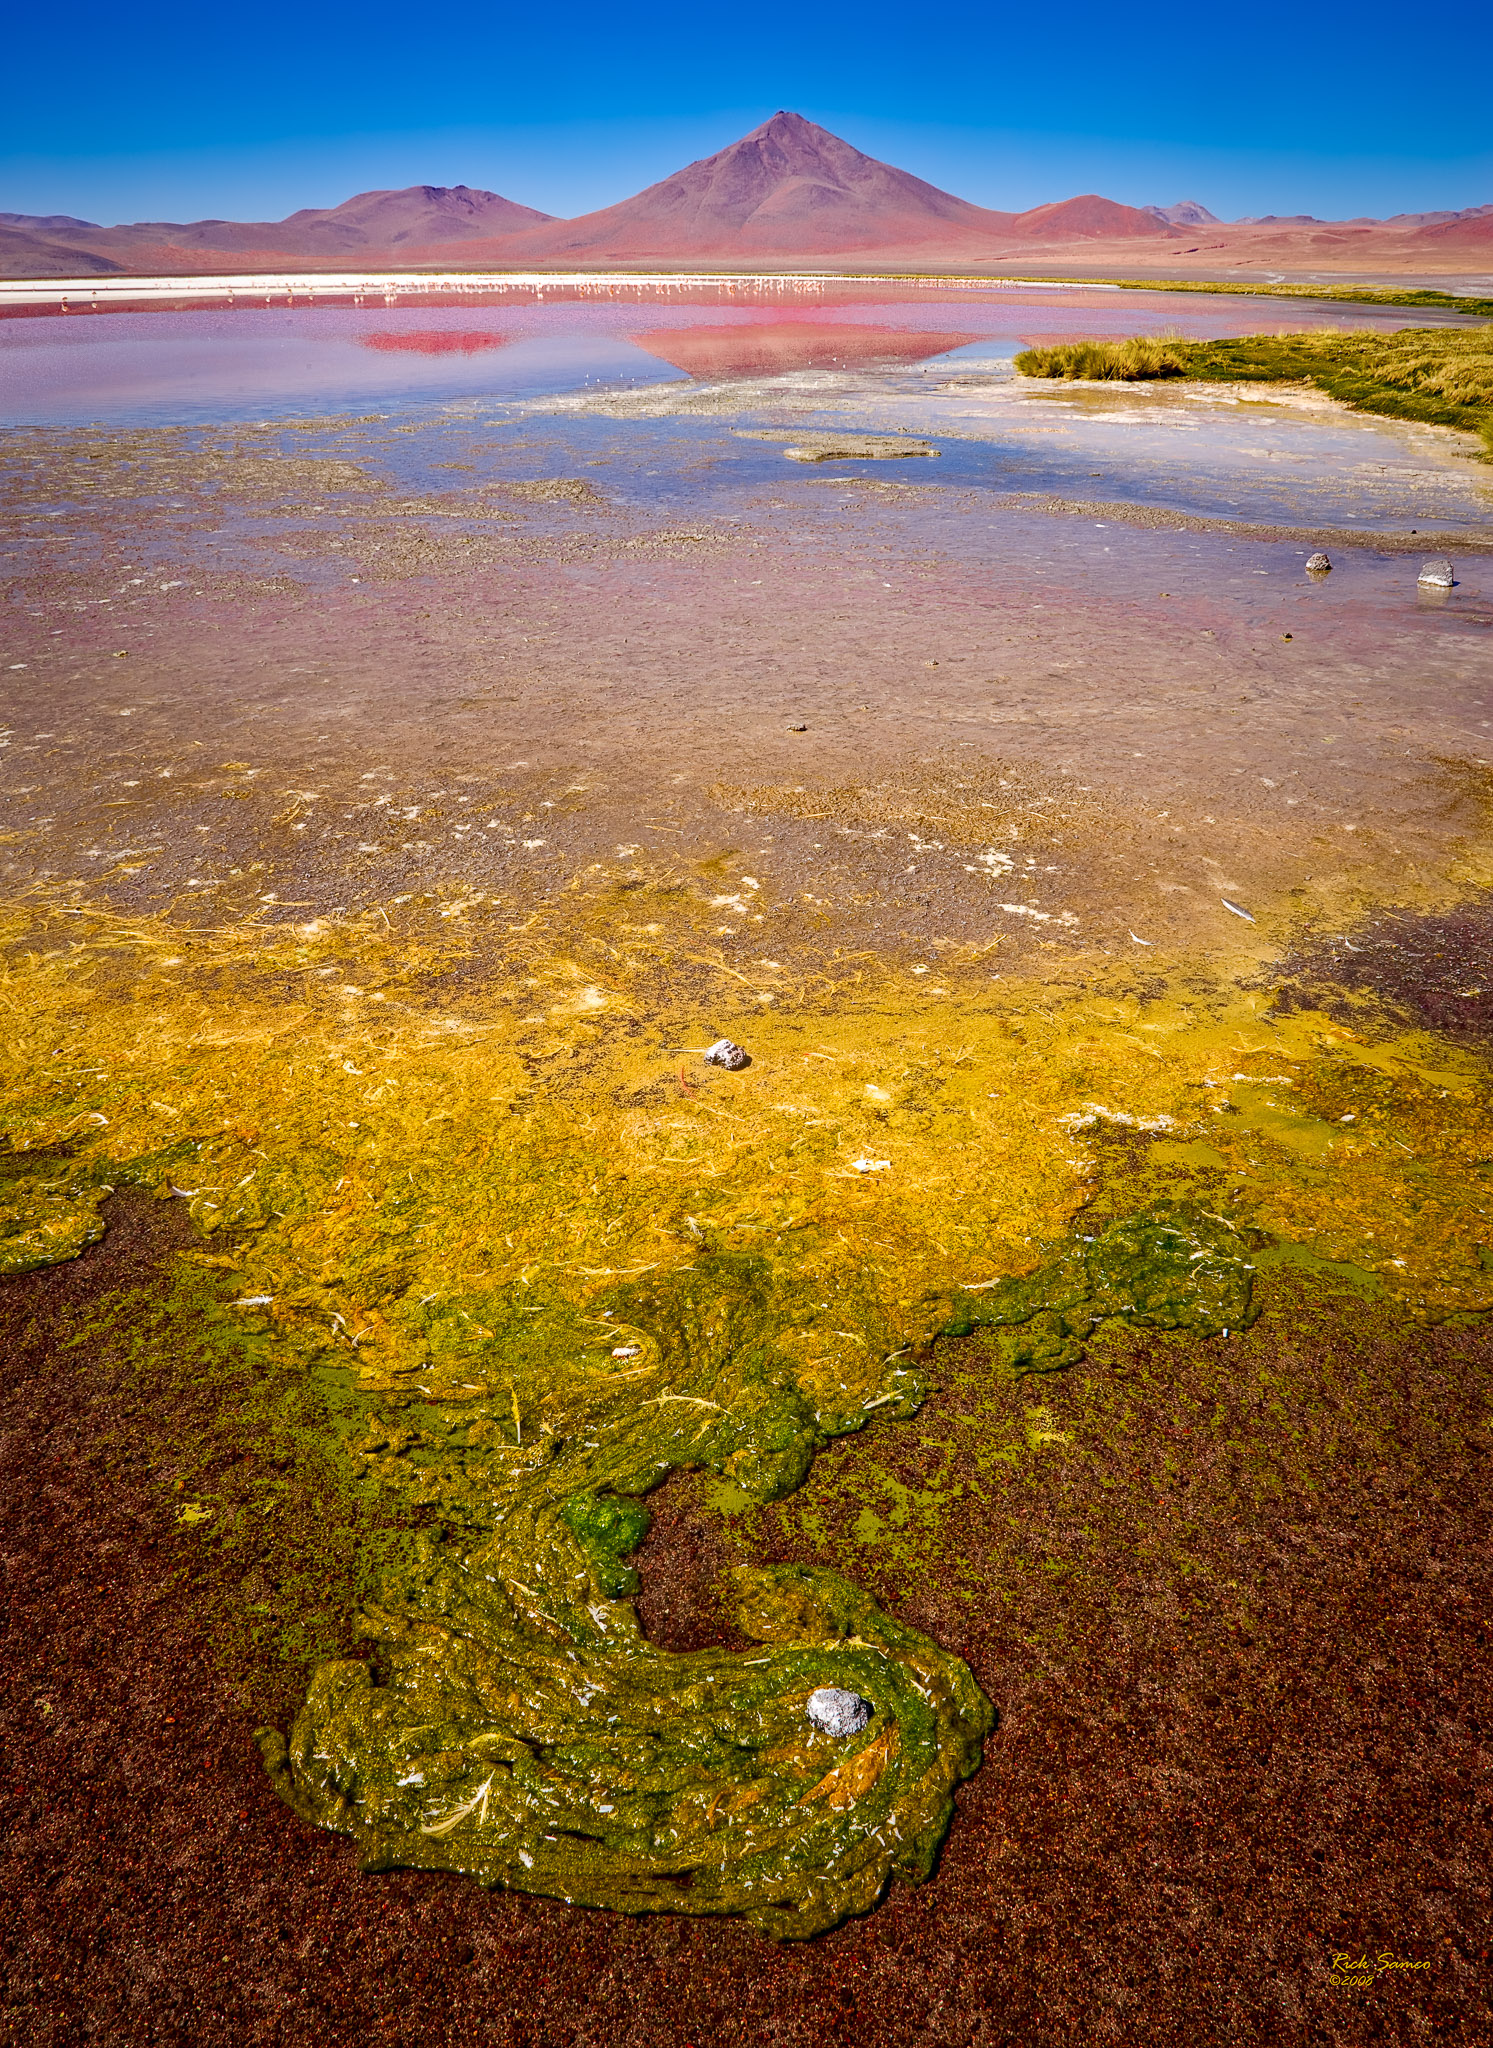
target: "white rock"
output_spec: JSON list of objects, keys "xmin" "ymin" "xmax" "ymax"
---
[
  {"xmin": 807, "ymin": 1686, "xmax": 871, "ymax": 1738},
  {"xmin": 1305, "ymin": 551, "xmax": 1331, "ymax": 573},
  {"xmin": 704, "ymin": 1038, "xmax": 749, "ymax": 1070},
  {"xmin": 1418, "ymin": 556, "xmax": 1455, "ymax": 587}
]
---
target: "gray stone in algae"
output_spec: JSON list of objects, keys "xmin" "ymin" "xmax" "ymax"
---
[
  {"xmin": 704, "ymin": 1038, "xmax": 750, "ymax": 1070},
  {"xmin": 808, "ymin": 1686, "xmax": 871, "ymax": 1738}
]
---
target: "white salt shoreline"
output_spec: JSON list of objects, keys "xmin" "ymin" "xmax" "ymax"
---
[{"xmin": 0, "ymin": 269, "xmax": 1120, "ymax": 314}]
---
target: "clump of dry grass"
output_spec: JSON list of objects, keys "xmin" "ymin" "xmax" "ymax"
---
[
  {"xmin": 1013, "ymin": 336, "xmax": 1189, "ymax": 381},
  {"xmin": 1358, "ymin": 326, "xmax": 1493, "ymax": 408}
]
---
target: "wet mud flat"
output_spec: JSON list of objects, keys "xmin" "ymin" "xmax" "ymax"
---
[
  {"xmin": 1, "ymin": 409, "xmax": 1492, "ymax": 2041},
  {"xmin": 2, "ymin": 408, "xmax": 1492, "ymax": 959}
]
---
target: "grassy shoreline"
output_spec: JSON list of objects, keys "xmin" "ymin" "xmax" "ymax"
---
[
  {"xmin": 1013, "ymin": 324, "xmax": 1493, "ymax": 454},
  {"xmin": 1039, "ymin": 278, "xmax": 1493, "ymax": 319}
]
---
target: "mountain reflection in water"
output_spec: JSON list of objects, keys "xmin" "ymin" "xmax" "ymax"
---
[{"xmin": 629, "ymin": 322, "xmax": 980, "ymax": 378}]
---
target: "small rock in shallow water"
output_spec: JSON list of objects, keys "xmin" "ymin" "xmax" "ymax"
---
[
  {"xmin": 807, "ymin": 1686, "xmax": 871, "ymax": 1738},
  {"xmin": 1418, "ymin": 557, "xmax": 1455, "ymax": 587},
  {"xmin": 704, "ymin": 1038, "xmax": 749, "ymax": 1070},
  {"xmin": 734, "ymin": 429, "xmax": 938, "ymax": 463},
  {"xmin": 1305, "ymin": 551, "xmax": 1331, "ymax": 573}
]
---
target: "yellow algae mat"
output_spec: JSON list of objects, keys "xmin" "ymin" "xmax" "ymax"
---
[{"xmin": 2, "ymin": 888, "xmax": 1489, "ymax": 1933}]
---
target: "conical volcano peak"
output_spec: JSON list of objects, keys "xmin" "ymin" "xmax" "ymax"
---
[
  {"xmin": 512, "ymin": 109, "xmax": 1010, "ymax": 260},
  {"xmin": 739, "ymin": 110, "xmax": 855, "ymax": 155},
  {"xmin": 694, "ymin": 110, "xmax": 937, "ymax": 194},
  {"xmin": 750, "ymin": 110, "xmax": 818, "ymax": 136}
]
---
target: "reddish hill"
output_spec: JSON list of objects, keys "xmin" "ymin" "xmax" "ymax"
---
[
  {"xmin": 1005, "ymin": 194, "xmax": 1175, "ymax": 241},
  {"xmin": 272, "ymin": 186, "xmax": 554, "ymax": 252}
]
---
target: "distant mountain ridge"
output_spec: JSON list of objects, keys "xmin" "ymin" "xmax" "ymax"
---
[
  {"xmin": 1144, "ymin": 200, "xmax": 1220, "ymax": 227},
  {"xmin": 0, "ymin": 184, "xmax": 555, "ymax": 277},
  {"xmin": 2, "ymin": 113, "xmax": 1489, "ymax": 279}
]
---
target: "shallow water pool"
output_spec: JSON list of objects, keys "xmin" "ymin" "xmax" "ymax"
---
[{"xmin": 3, "ymin": 280, "xmax": 1489, "ymax": 533}]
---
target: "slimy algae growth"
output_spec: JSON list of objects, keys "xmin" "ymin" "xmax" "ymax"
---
[{"xmin": 1, "ymin": 889, "xmax": 1490, "ymax": 1934}]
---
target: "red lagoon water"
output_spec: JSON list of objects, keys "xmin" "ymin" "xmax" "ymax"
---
[
  {"xmin": 1, "ymin": 280, "xmax": 1472, "ymax": 428},
  {"xmin": 359, "ymin": 329, "xmax": 508, "ymax": 355}
]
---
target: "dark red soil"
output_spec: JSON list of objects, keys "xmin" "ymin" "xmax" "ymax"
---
[
  {"xmin": 1273, "ymin": 892, "xmax": 1493, "ymax": 1046},
  {"xmin": 2, "ymin": 1203, "xmax": 1490, "ymax": 2045}
]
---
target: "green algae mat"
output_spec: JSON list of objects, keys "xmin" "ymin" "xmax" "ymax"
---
[{"xmin": 2, "ymin": 889, "xmax": 1490, "ymax": 1934}]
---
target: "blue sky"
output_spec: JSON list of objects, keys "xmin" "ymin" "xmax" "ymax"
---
[{"xmin": 5, "ymin": 0, "xmax": 1490, "ymax": 224}]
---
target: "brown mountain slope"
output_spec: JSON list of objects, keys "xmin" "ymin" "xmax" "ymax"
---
[
  {"xmin": 0, "ymin": 185, "xmax": 553, "ymax": 275},
  {"xmin": 1420, "ymin": 211, "xmax": 1493, "ymax": 248},
  {"xmin": 0, "ymin": 224, "xmax": 123, "ymax": 277}
]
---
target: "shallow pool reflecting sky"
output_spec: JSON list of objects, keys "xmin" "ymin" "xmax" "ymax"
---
[{"xmin": 3, "ymin": 283, "xmax": 1489, "ymax": 533}]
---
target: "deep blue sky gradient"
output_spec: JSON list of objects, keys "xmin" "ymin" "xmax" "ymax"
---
[{"xmin": 6, "ymin": 0, "xmax": 1490, "ymax": 225}]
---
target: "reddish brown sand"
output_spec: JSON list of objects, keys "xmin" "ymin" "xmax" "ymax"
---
[{"xmin": 1, "ymin": 1199, "xmax": 1490, "ymax": 2045}]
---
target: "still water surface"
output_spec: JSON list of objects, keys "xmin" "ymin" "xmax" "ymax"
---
[{"xmin": 3, "ymin": 281, "xmax": 1488, "ymax": 532}]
